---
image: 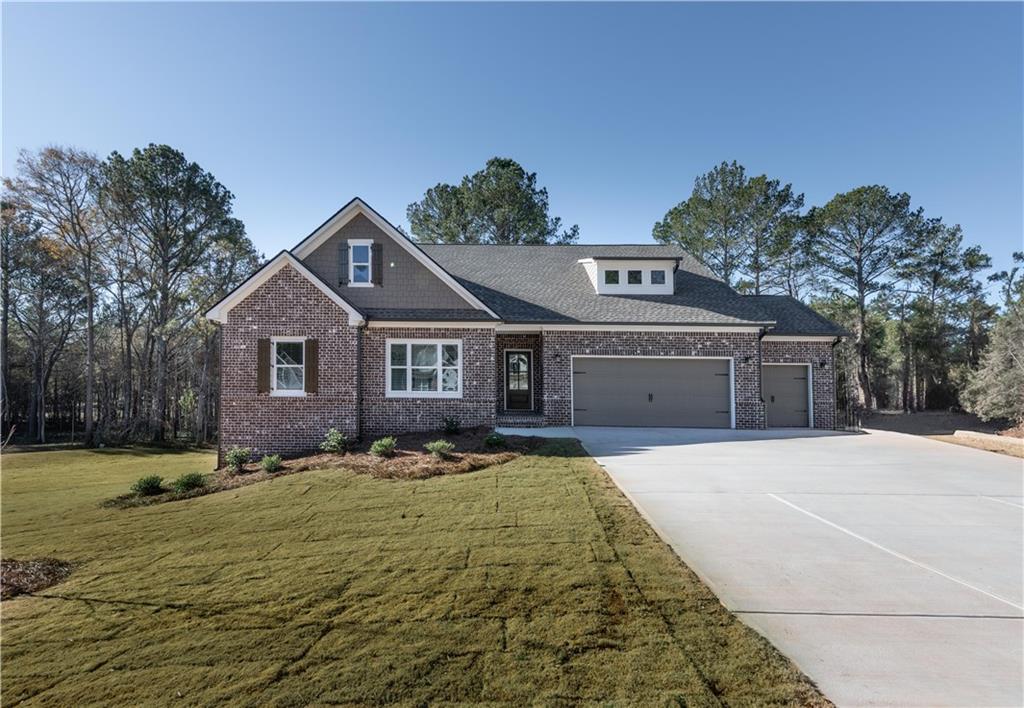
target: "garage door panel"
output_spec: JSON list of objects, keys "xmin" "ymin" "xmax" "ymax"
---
[{"xmin": 572, "ymin": 358, "xmax": 731, "ymax": 428}]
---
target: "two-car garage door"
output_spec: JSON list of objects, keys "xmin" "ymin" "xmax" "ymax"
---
[{"xmin": 571, "ymin": 357, "xmax": 732, "ymax": 428}]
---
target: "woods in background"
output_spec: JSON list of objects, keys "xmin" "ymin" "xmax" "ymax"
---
[
  {"xmin": 654, "ymin": 161, "xmax": 1021, "ymax": 424},
  {"xmin": 2, "ymin": 151, "xmax": 1019, "ymax": 446},
  {"xmin": 2, "ymin": 144, "xmax": 259, "ymax": 445}
]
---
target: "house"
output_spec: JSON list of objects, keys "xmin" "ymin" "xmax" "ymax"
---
[{"xmin": 206, "ymin": 198, "xmax": 845, "ymax": 458}]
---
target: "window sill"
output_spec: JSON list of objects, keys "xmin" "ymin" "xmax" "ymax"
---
[
  {"xmin": 386, "ymin": 391, "xmax": 462, "ymax": 399},
  {"xmin": 347, "ymin": 282, "xmax": 374, "ymax": 288},
  {"xmin": 270, "ymin": 390, "xmax": 307, "ymax": 397}
]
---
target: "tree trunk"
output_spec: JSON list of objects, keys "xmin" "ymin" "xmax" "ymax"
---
[
  {"xmin": 84, "ymin": 283, "xmax": 95, "ymax": 446},
  {"xmin": 856, "ymin": 292, "xmax": 873, "ymax": 409}
]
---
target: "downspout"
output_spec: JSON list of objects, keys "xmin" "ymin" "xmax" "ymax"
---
[
  {"xmin": 757, "ymin": 327, "xmax": 769, "ymax": 429},
  {"xmin": 356, "ymin": 322, "xmax": 364, "ymax": 440}
]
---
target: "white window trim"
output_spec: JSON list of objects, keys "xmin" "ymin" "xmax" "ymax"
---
[
  {"xmin": 650, "ymin": 269, "xmax": 667, "ymax": 285},
  {"xmin": 386, "ymin": 339, "xmax": 463, "ymax": 399},
  {"xmin": 604, "ymin": 269, "xmax": 620, "ymax": 285},
  {"xmin": 348, "ymin": 238, "xmax": 374, "ymax": 288},
  {"xmin": 270, "ymin": 336, "xmax": 306, "ymax": 397}
]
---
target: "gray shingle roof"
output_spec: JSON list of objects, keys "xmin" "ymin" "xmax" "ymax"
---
[
  {"xmin": 742, "ymin": 295, "xmax": 847, "ymax": 336},
  {"xmin": 420, "ymin": 244, "xmax": 779, "ymax": 327}
]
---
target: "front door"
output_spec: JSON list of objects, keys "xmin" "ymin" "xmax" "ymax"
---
[{"xmin": 505, "ymin": 350, "xmax": 532, "ymax": 410}]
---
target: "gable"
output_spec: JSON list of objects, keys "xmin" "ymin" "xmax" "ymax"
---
[
  {"xmin": 301, "ymin": 213, "xmax": 473, "ymax": 312},
  {"xmin": 206, "ymin": 251, "xmax": 364, "ymax": 326},
  {"xmin": 292, "ymin": 198, "xmax": 497, "ymax": 318}
]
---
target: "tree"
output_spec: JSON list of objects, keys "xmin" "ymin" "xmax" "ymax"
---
[
  {"xmin": 988, "ymin": 251, "xmax": 1024, "ymax": 307},
  {"xmin": 803, "ymin": 186, "xmax": 916, "ymax": 409},
  {"xmin": 407, "ymin": 158, "xmax": 579, "ymax": 244},
  {"xmin": 99, "ymin": 144, "xmax": 252, "ymax": 441},
  {"xmin": 653, "ymin": 161, "xmax": 803, "ymax": 292},
  {"xmin": 963, "ymin": 304, "xmax": 1024, "ymax": 425},
  {"xmin": 8, "ymin": 229, "xmax": 81, "ymax": 442},
  {"xmin": 5, "ymin": 147, "xmax": 107, "ymax": 446}
]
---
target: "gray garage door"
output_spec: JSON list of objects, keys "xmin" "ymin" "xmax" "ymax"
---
[
  {"xmin": 763, "ymin": 364, "xmax": 809, "ymax": 428},
  {"xmin": 572, "ymin": 358, "xmax": 731, "ymax": 428}
]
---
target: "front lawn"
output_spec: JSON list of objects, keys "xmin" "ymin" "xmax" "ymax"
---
[{"xmin": 1, "ymin": 442, "xmax": 827, "ymax": 706}]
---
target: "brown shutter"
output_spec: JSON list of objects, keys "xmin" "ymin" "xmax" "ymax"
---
[
  {"xmin": 371, "ymin": 243, "xmax": 383, "ymax": 285},
  {"xmin": 304, "ymin": 339, "xmax": 319, "ymax": 394},
  {"xmin": 338, "ymin": 243, "xmax": 348, "ymax": 285},
  {"xmin": 256, "ymin": 338, "xmax": 271, "ymax": 393}
]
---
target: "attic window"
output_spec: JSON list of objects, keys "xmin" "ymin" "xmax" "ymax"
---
[
  {"xmin": 651, "ymin": 270, "xmax": 666, "ymax": 285},
  {"xmin": 350, "ymin": 242, "xmax": 372, "ymax": 285},
  {"xmin": 627, "ymin": 270, "xmax": 642, "ymax": 285},
  {"xmin": 604, "ymin": 270, "xmax": 620, "ymax": 285}
]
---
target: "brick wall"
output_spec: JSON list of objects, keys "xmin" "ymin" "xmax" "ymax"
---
[
  {"xmin": 494, "ymin": 333, "xmax": 543, "ymax": 414},
  {"xmin": 360, "ymin": 327, "xmax": 496, "ymax": 436},
  {"xmin": 761, "ymin": 339, "xmax": 837, "ymax": 430},
  {"xmin": 220, "ymin": 265, "xmax": 359, "ymax": 460},
  {"xmin": 540, "ymin": 331, "xmax": 765, "ymax": 429}
]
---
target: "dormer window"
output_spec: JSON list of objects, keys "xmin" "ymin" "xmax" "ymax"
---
[{"xmin": 578, "ymin": 257, "xmax": 677, "ymax": 295}]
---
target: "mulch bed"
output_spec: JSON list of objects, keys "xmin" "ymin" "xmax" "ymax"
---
[
  {"xmin": 103, "ymin": 428, "xmax": 548, "ymax": 507},
  {"xmin": 1, "ymin": 558, "xmax": 75, "ymax": 599}
]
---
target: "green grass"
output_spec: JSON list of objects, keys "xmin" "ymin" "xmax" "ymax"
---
[{"xmin": 1, "ymin": 442, "xmax": 827, "ymax": 706}]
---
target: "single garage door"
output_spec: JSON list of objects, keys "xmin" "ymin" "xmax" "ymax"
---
[
  {"xmin": 572, "ymin": 357, "xmax": 731, "ymax": 428},
  {"xmin": 763, "ymin": 364, "xmax": 810, "ymax": 428}
]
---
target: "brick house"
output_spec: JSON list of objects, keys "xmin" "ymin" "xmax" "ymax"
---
[{"xmin": 207, "ymin": 198, "xmax": 845, "ymax": 458}]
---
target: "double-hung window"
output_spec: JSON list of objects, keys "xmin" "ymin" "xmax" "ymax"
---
[
  {"xmin": 387, "ymin": 340, "xmax": 462, "ymax": 397},
  {"xmin": 349, "ymin": 240, "xmax": 372, "ymax": 286},
  {"xmin": 272, "ymin": 338, "xmax": 305, "ymax": 395}
]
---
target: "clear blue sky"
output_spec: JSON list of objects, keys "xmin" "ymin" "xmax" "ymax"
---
[{"xmin": 4, "ymin": 2, "xmax": 1022, "ymax": 284}]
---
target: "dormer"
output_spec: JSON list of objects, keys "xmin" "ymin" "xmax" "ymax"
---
[{"xmin": 578, "ymin": 257, "xmax": 678, "ymax": 295}]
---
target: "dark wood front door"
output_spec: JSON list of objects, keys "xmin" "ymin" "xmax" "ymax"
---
[{"xmin": 505, "ymin": 351, "xmax": 532, "ymax": 410}]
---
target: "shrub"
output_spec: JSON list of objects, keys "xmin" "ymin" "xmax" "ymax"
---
[
  {"xmin": 261, "ymin": 454, "xmax": 283, "ymax": 473},
  {"xmin": 172, "ymin": 472, "xmax": 206, "ymax": 493},
  {"xmin": 442, "ymin": 416, "xmax": 461, "ymax": 435},
  {"xmin": 131, "ymin": 475, "xmax": 164, "ymax": 496},
  {"xmin": 320, "ymin": 428, "xmax": 354, "ymax": 453},
  {"xmin": 225, "ymin": 446, "xmax": 251, "ymax": 473},
  {"xmin": 370, "ymin": 436, "xmax": 397, "ymax": 458},
  {"xmin": 484, "ymin": 432, "xmax": 506, "ymax": 448},
  {"xmin": 424, "ymin": 439, "xmax": 456, "ymax": 459}
]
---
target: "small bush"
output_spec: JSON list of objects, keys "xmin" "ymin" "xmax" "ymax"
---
[
  {"xmin": 225, "ymin": 446, "xmax": 251, "ymax": 473},
  {"xmin": 442, "ymin": 416, "xmax": 461, "ymax": 435},
  {"xmin": 370, "ymin": 436, "xmax": 397, "ymax": 458},
  {"xmin": 424, "ymin": 439, "xmax": 456, "ymax": 459},
  {"xmin": 484, "ymin": 432, "xmax": 506, "ymax": 448},
  {"xmin": 261, "ymin": 454, "xmax": 283, "ymax": 473},
  {"xmin": 172, "ymin": 472, "xmax": 206, "ymax": 493},
  {"xmin": 320, "ymin": 428, "xmax": 354, "ymax": 453},
  {"xmin": 131, "ymin": 475, "xmax": 164, "ymax": 496}
]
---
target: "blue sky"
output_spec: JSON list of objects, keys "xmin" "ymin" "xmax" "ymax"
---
[{"xmin": 4, "ymin": 2, "xmax": 1022, "ymax": 286}]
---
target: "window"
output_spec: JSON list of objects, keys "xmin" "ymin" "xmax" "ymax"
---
[
  {"xmin": 650, "ymin": 270, "xmax": 666, "ymax": 285},
  {"xmin": 604, "ymin": 270, "xmax": 620, "ymax": 285},
  {"xmin": 387, "ymin": 340, "xmax": 461, "ymax": 397},
  {"xmin": 627, "ymin": 270, "xmax": 642, "ymax": 285},
  {"xmin": 349, "ymin": 241, "xmax": 372, "ymax": 285},
  {"xmin": 272, "ymin": 338, "xmax": 304, "ymax": 395}
]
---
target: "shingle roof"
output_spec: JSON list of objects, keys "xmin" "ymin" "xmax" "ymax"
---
[
  {"xmin": 742, "ymin": 295, "xmax": 847, "ymax": 336},
  {"xmin": 420, "ymin": 244, "xmax": 778, "ymax": 327}
]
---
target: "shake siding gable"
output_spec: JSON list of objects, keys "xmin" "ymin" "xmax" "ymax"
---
[{"xmin": 301, "ymin": 213, "xmax": 470, "ymax": 311}]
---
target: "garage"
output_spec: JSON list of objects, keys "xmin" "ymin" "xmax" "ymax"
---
[
  {"xmin": 571, "ymin": 357, "xmax": 732, "ymax": 428},
  {"xmin": 762, "ymin": 363, "xmax": 810, "ymax": 427}
]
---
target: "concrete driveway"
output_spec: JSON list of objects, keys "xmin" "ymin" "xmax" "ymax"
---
[{"xmin": 502, "ymin": 426, "xmax": 1024, "ymax": 707}]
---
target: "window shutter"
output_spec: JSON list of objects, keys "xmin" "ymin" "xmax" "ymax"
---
[
  {"xmin": 371, "ymin": 243, "xmax": 383, "ymax": 285},
  {"xmin": 257, "ymin": 338, "xmax": 271, "ymax": 393},
  {"xmin": 305, "ymin": 339, "xmax": 319, "ymax": 394},
  {"xmin": 337, "ymin": 243, "xmax": 348, "ymax": 285}
]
